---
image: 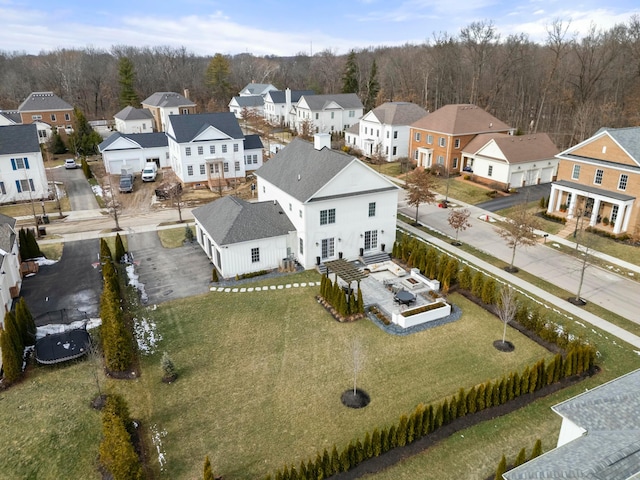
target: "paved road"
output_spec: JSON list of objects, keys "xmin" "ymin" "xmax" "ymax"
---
[
  {"xmin": 398, "ymin": 190, "xmax": 640, "ymax": 325},
  {"xmin": 475, "ymin": 183, "xmax": 551, "ymax": 212}
]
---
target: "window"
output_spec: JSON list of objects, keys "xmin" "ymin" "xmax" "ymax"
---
[
  {"xmin": 386, "ymin": 131, "xmax": 389, "ymax": 139},
  {"xmin": 64, "ymin": 113, "xmax": 70, "ymax": 121},
  {"xmin": 187, "ymin": 165, "xmax": 194, "ymax": 176},
  {"xmin": 321, "ymin": 238, "xmax": 335, "ymax": 259},
  {"xmin": 394, "ymin": 131, "xmax": 398, "ymax": 139},
  {"xmin": 11, "ymin": 158, "xmax": 29, "ymax": 170},
  {"xmin": 210, "ymin": 145, "xmax": 215, "ymax": 154},
  {"xmin": 572, "ymin": 164, "xmax": 581, "ymax": 180},
  {"xmin": 16, "ymin": 179, "xmax": 34, "ymax": 192},
  {"xmin": 199, "ymin": 164, "xmax": 205, "ymax": 175},
  {"xmin": 594, "ymin": 169, "xmax": 603, "ymax": 185},
  {"xmin": 223, "ymin": 163, "xmax": 229, "ymax": 173},
  {"xmin": 331, "ymin": 112, "xmax": 335, "ymax": 119},
  {"xmin": 619, "ymin": 174, "xmax": 628, "ymax": 190},
  {"xmin": 488, "ymin": 165, "xmax": 493, "ymax": 177},
  {"xmin": 368, "ymin": 202, "xmax": 376, "ymax": 217},
  {"xmin": 253, "ymin": 155, "xmax": 258, "ymax": 164},
  {"xmin": 299, "ymin": 209, "xmax": 302, "ymax": 218},
  {"xmin": 299, "ymin": 238, "xmax": 304, "ymax": 254},
  {"xmin": 289, "ymin": 203, "xmax": 292, "ymax": 211},
  {"xmin": 393, "ymin": 146, "xmax": 397, "ymax": 155},
  {"xmin": 0, "ymin": 182, "xmax": 5, "ymax": 194},
  {"xmin": 320, "ymin": 208, "xmax": 336, "ymax": 225},
  {"xmin": 185, "ymin": 147, "xmax": 191, "ymax": 156},
  {"xmin": 414, "ymin": 149, "xmax": 419, "ymax": 160},
  {"xmin": 439, "ymin": 137, "xmax": 446, "ymax": 147},
  {"xmin": 437, "ymin": 155, "xmax": 444, "ymax": 165},
  {"xmin": 385, "ymin": 146, "xmax": 389, "ymax": 155},
  {"xmin": 198, "ymin": 146, "xmax": 203, "ymax": 155},
  {"xmin": 453, "ymin": 157, "xmax": 458, "ymax": 169},
  {"xmin": 454, "ymin": 139, "xmax": 460, "ymax": 148},
  {"xmin": 315, "ymin": 113, "xmax": 319, "ymax": 120},
  {"xmin": 38, "ymin": 130, "xmax": 47, "ymax": 139},
  {"xmin": 376, "ymin": 129, "xmax": 379, "ymax": 137},
  {"xmin": 611, "ymin": 205, "xmax": 619, "ymax": 223},
  {"xmin": 251, "ymin": 247, "xmax": 260, "ymax": 263},
  {"xmin": 364, "ymin": 127, "xmax": 368, "ymax": 134},
  {"xmin": 31, "ymin": 115, "xmax": 42, "ymax": 120},
  {"xmin": 415, "ymin": 132, "xmax": 421, "ymax": 142},
  {"xmin": 349, "ymin": 110, "xmax": 355, "ymax": 117},
  {"xmin": 50, "ymin": 114, "xmax": 56, "ymax": 121},
  {"xmin": 233, "ymin": 144, "xmax": 239, "ymax": 152},
  {"xmin": 222, "ymin": 145, "xmax": 228, "ymax": 153},
  {"xmin": 234, "ymin": 161, "xmax": 240, "ymax": 171},
  {"xmin": 427, "ymin": 134, "xmax": 433, "ymax": 144},
  {"xmin": 181, "ymin": 108, "xmax": 190, "ymax": 114},
  {"xmin": 364, "ymin": 230, "xmax": 378, "ymax": 250}
]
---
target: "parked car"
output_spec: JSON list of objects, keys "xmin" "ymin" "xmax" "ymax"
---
[
  {"xmin": 141, "ymin": 162, "xmax": 158, "ymax": 182},
  {"xmin": 64, "ymin": 158, "xmax": 78, "ymax": 169},
  {"xmin": 119, "ymin": 167, "xmax": 134, "ymax": 193}
]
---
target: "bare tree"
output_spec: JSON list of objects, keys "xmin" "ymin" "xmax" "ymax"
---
[
  {"xmin": 495, "ymin": 205, "xmax": 539, "ymax": 272},
  {"xmin": 405, "ymin": 169, "xmax": 437, "ymax": 224},
  {"xmin": 448, "ymin": 208, "xmax": 472, "ymax": 245},
  {"xmin": 105, "ymin": 175, "xmax": 122, "ymax": 231},
  {"xmin": 496, "ymin": 285, "xmax": 518, "ymax": 347}
]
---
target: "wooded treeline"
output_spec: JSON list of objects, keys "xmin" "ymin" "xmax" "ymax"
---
[{"xmin": 2, "ymin": 18, "xmax": 640, "ymax": 149}]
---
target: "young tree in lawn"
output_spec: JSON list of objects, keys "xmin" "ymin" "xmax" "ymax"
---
[
  {"xmin": 0, "ymin": 312, "xmax": 23, "ymax": 384},
  {"xmin": 203, "ymin": 455, "xmax": 215, "ymax": 480},
  {"xmin": 496, "ymin": 285, "xmax": 518, "ymax": 348},
  {"xmin": 405, "ymin": 169, "xmax": 437, "ymax": 224},
  {"xmin": 447, "ymin": 208, "xmax": 472, "ymax": 245},
  {"xmin": 15, "ymin": 297, "xmax": 36, "ymax": 346},
  {"xmin": 495, "ymin": 205, "xmax": 539, "ymax": 272}
]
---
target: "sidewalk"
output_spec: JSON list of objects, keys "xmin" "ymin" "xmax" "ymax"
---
[{"xmin": 398, "ymin": 219, "xmax": 640, "ymax": 350}]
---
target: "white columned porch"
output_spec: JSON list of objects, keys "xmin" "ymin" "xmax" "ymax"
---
[
  {"xmin": 621, "ymin": 201, "xmax": 633, "ymax": 233},
  {"xmin": 568, "ymin": 192, "xmax": 578, "ymax": 219},
  {"xmin": 589, "ymin": 198, "xmax": 601, "ymax": 226},
  {"xmin": 548, "ymin": 184, "xmax": 560, "ymax": 214}
]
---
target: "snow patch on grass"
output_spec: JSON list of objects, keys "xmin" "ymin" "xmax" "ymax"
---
[
  {"xmin": 150, "ymin": 424, "xmax": 168, "ymax": 471},
  {"xmin": 126, "ymin": 263, "xmax": 148, "ymax": 304},
  {"xmin": 133, "ymin": 315, "xmax": 162, "ymax": 355}
]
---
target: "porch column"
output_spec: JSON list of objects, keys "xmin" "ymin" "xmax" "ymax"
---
[
  {"xmin": 589, "ymin": 198, "xmax": 601, "ymax": 226},
  {"xmin": 568, "ymin": 192, "xmax": 578, "ymax": 219},
  {"xmin": 548, "ymin": 184, "xmax": 559, "ymax": 214},
  {"xmin": 621, "ymin": 201, "xmax": 634, "ymax": 233}
]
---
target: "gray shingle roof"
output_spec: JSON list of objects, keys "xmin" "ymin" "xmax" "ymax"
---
[
  {"xmin": 0, "ymin": 111, "xmax": 21, "ymax": 124},
  {"xmin": 594, "ymin": 126, "xmax": 640, "ymax": 164},
  {"xmin": 346, "ymin": 122, "xmax": 359, "ymax": 134},
  {"xmin": 255, "ymin": 138, "xmax": 355, "ymax": 202},
  {"xmin": 266, "ymin": 90, "xmax": 315, "ymax": 104},
  {"xmin": 141, "ymin": 92, "xmax": 195, "ymax": 108},
  {"xmin": 0, "ymin": 223, "xmax": 15, "ymax": 256},
  {"xmin": 504, "ymin": 369, "xmax": 640, "ymax": 480},
  {"xmin": 99, "ymin": 132, "xmax": 168, "ymax": 151},
  {"xmin": 230, "ymin": 95, "xmax": 264, "ymax": 108},
  {"xmin": 114, "ymin": 106, "xmax": 153, "ymax": 121},
  {"xmin": 0, "ymin": 124, "xmax": 40, "ymax": 155},
  {"xmin": 193, "ymin": 196, "xmax": 294, "ymax": 245},
  {"xmin": 369, "ymin": 102, "xmax": 428, "ymax": 125},
  {"xmin": 553, "ymin": 180, "xmax": 635, "ymax": 201},
  {"xmin": 243, "ymin": 134, "xmax": 263, "ymax": 150},
  {"xmin": 18, "ymin": 92, "xmax": 73, "ymax": 112},
  {"xmin": 300, "ymin": 93, "xmax": 363, "ymax": 111},
  {"xmin": 240, "ymin": 83, "xmax": 276, "ymax": 96},
  {"xmin": 465, "ymin": 133, "xmax": 559, "ymax": 164},
  {"xmin": 168, "ymin": 112, "xmax": 244, "ymax": 143}
]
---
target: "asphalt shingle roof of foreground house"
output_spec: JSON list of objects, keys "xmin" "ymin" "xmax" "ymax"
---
[
  {"xmin": 168, "ymin": 112, "xmax": 244, "ymax": 143},
  {"xmin": 193, "ymin": 197, "xmax": 295, "ymax": 245},
  {"xmin": 18, "ymin": 92, "xmax": 73, "ymax": 112},
  {"xmin": 0, "ymin": 124, "xmax": 39, "ymax": 155},
  {"xmin": 255, "ymin": 138, "xmax": 355, "ymax": 203},
  {"xmin": 142, "ymin": 92, "xmax": 195, "ymax": 108},
  {"xmin": 99, "ymin": 132, "xmax": 168, "ymax": 150},
  {"xmin": 503, "ymin": 368, "xmax": 640, "ymax": 479}
]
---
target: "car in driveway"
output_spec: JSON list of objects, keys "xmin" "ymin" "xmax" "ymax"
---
[{"xmin": 64, "ymin": 158, "xmax": 79, "ymax": 169}]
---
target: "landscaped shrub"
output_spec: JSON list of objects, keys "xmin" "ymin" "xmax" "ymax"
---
[
  {"xmin": 15, "ymin": 297, "xmax": 36, "ymax": 346},
  {"xmin": 494, "ymin": 454, "xmax": 507, "ymax": 480},
  {"xmin": 203, "ymin": 456, "xmax": 215, "ymax": 480},
  {"xmin": 514, "ymin": 447, "xmax": 527, "ymax": 467},
  {"xmin": 99, "ymin": 395, "xmax": 143, "ymax": 480},
  {"xmin": 458, "ymin": 265, "xmax": 473, "ymax": 290},
  {"xmin": 115, "ymin": 233, "xmax": 126, "ymax": 263},
  {"xmin": 397, "ymin": 415, "xmax": 408, "ymax": 447},
  {"xmin": 481, "ymin": 277, "xmax": 496, "ymax": 305},
  {"xmin": 471, "ymin": 270, "xmax": 484, "ymax": 298},
  {"xmin": 530, "ymin": 439, "xmax": 542, "ymax": 460},
  {"xmin": 371, "ymin": 429, "xmax": 381, "ymax": 456},
  {"xmin": 0, "ymin": 312, "xmax": 23, "ymax": 384}
]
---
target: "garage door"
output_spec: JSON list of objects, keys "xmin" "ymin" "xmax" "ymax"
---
[
  {"xmin": 540, "ymin": 167, "xmax": 554, "ymax": 183},
  {"xmin": 108, "ymin": 159, "xmax": 137, "ymax": 174},
  {"xmin": 509, "ymin": 171, "xmax": 524, "ymax": 188}
]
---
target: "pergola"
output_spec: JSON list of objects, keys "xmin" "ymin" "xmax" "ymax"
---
[{"xmin": 323, "ymin": 259, "xmax": 368, "ymax": 289}]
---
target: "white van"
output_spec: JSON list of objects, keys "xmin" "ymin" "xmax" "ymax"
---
[{"xmin": 141, "ymin": 162, "xmax": 158, "ymax": 182}]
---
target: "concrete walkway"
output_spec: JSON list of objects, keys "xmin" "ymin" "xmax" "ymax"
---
[{"xmin": 398, "ymin": 219, "xmax": 640, "ymax": 350}]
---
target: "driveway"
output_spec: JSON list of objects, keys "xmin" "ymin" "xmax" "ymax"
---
[
  {"xmin": 127, "ymin": 230, "xmax": 213, "ymax": 304},
  {"xmin": 54, "ymin": 165, "xmax": 100, "ymax": 211},
  {"xmin": 20, "ymin": 239, "xmax": 102, "ymax": 326},
  {"xmin": 475, "ymin": 183, "xmax": 551, "ymax": 212}
]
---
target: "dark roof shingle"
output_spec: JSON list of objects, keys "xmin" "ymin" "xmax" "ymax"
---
[
  {"xmin": 168, "ymin": 112, "xmax": 243, "ymax": 143},
  {"xmin": 0, "ymin": 124, "xmax": 40, "ymax": 155},
  {"xmin": 18, "ymin": 92, "xmax": 73, "ymax": 112}
]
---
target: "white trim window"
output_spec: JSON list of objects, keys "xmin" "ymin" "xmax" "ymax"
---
[
  {"xmin": 368, "ymin": 202, "xmax": 376, "ymax": 217},
  {"xmin": 594, "ymin": 169, "xmax": 603, "ymax": 185},
  {"xmin": 618, "ymin": 174, "xmax": 628, "ymax": 191},
  {"xmin": 199, "ymin": 164, "xmax": 205, "ymax": 175},
  {"xmin": 187, "ymin": 165, "xmax": 193, "ymax": 176},
  {"xmin": 572, "ymin": 164, "xmax": 581, "ymax": 180},
  {"xmin": 321, "ymin": 238, "xmax": 335, "ymax": 259},
  {"xmin": 251, "ymin": 247, "xmax": 260, "ymax": 263},
  {"xmin": 185, "ymin": 147, "xmax": 191, "ymax": 156},
  {"xmin": 454, "ymin": 138, "xmax": 460, "ymax": 148},
  {"xmin": 427, "ymin": 134, "xmax": 433, "ymax": 144},
  {"xmin": 198, "ymin": 146, "xmax": 203, "ymax": 155},
  {"xmin": 439, "ymin": 137, "xmax": 446, "ymax": 147},
  {"xmin": 415, "ymin": 132, "xmax": 421, "ymax": 142},
  {"xmin": 488, "ymin": 165, "xmax": 493, "ymax": 177},
  {"xmin": 320, "ymin": 208, "xmax": 336, "ymax": 225}
]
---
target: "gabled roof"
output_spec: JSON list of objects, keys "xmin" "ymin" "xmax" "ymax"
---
[
  {"xmin": 99, "ymin": 132, "xmax": 168, "ymax": 151},
  {"xmin": 114, "ymin": 106, "xmax": 153, "ymax": 121},
  {"xmin": 18, "ymin": 92, "xmax": 73, "ymax": 112},
  {"xmin": 299, "ymin": 93, "xmax": 363, "ymax": 111},
  {"xmin": 0, "ymin": 111, "xmax": 21, "ymax": 124},
  {"xmin": 346, "ymin": 122, "xmax": 359, "ymax": 134},
  {"xmin": 193, "ymin": 196, "xmax": 294, "ymax": 245},
  {"xmin": 411, "ymin": 104, "xmax": 511, "ymax": 135},
  {"xmin": 255, "ymin": 138, "xmax": 355, "ymax": 203},
  {"xmin": 265, "ymin": 90, "xmax": 315, "ymax": 104},
  {"xmin": 559, "ymin": 127, "xmax": 640, "ymax": 168},
  {"xmin": 244, "ymin": 134, "xmax": 263, "ymax": 150},
  {"xmin": 597, "ymin": 127, "xmax": 640, "ymax": 161},
  {"xmin": 239, "ymin": 83, "xmax": 277, "ymax": 96},
  {"xmin": 0, "ymin": 124, "xmax": 40, "ymax": 155},
  {"xmin": 141, "ymin": 92, "xmax": 195, "ymax": 108},
  {"xmin": 504, "ymin": 368, "xmax": 640, "ymax": 480},
  {"xmin": 465, "ymin": 133, "xmax": 559, "ymax": 163},
  {"xmin": 229, "ymin": 95, "xmax": 264, "ymax": 108},
  {"xmin": 368, "ymin": 102, "xmax": 428, "ymax": 126},
  {"xmin": 168, "ymin": 112, "xmax": 243, "ymax": 143}
]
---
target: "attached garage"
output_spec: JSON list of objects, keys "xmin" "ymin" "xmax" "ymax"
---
[
  {"xmin": 509, "ymin": 171, "xmax": 524, "ymax": 188},
  {"xmin": 540, "ymin": 166, "xmax": 555, "ymax": 183}
]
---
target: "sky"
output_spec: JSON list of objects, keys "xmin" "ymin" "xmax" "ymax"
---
[{"xmin": 2, "ymin": 0, "xmax": 639, "ymax": 56}]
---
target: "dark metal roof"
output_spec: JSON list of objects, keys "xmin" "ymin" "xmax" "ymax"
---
[
  {"xmin": 168, "ymin": 112, "xmax": 243, "ymax": 143},
  {"xmin": 193, "ymin": 196, "xmax": 295, "ymax": 245},
  {"xmin": 0, "ymin": 124, "xmax": 40, "ymax": 155}
]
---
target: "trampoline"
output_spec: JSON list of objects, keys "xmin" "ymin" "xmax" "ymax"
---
[{"xmin": 35, "ymin": 329, "xmax": 91, "ymax": 365}]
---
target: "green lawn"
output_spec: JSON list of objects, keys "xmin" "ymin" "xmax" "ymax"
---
[
  {"xmin": 0, "ymin": 197, "xmax": 70, "ymax": 218},
  {"xmin": 432, "ymin": 177, "xmax": 493, "ymax": 205}
]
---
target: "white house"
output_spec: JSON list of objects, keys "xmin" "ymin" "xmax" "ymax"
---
[
  {"xmin": 166, "ymin": 112, "xmax": 263, "ymax": 189},
  {"xmin": 228, "ymin": 95, "xmax": 264, "ymax": 119},
  {"xmin": 193, "ymin": 196, "xmax": 296, "ymax": 278},
  {"xmin": 141, "ymin": 91, "xmax": 196, "ymax": 132},
  {"xmin": 0, "ymin": 124, "xmax": 49, "ymax": 204},
  {"xmin": 255, "ymin": 134, "xmax": 399, "ymax": 269},
  {"xmin": 293, "ymin": 94, "xmax": 363, "ymax": 134},
  {"xmin": 462, "ymin": 133, "xmax": 559, "ymax": 189},
  {"xmin": 0, "ymin": 214, "xmax": 21, "ymax": 328},
  {"xmin": 345, "ymin": 102, "xmax": 428, "ymax": 161},
  {"xmin": 263, "ymin": 89, "xmax": 315, "ymax": 127},
  {"xmin": 114, "ymin": 106, "xmax": 154, "ymax": 134},
  {"xmin": 503, "ymin": 368, "xmax": 640, "ymax": 479},
  {"xmin": 238, "ymin": 82, "xmax": 277, "ymax": 97},
  {"xmin": 98, "ymin": 132, "xmax": 169, "ymax": 174}
]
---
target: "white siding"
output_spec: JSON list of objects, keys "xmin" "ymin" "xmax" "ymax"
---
[{"xmin": 0, "ymin": 151, "xmax": 48, "ymax": 204}]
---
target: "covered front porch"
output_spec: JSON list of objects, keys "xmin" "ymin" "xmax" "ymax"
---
[{"xmin": 548, "ymin": 180, "xmax": 635, "ymax": 234}]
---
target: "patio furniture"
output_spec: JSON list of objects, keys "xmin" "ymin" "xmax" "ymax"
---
[{"xmin": 394, "ymin": 289, "xmax": 416, "ymax": 306}]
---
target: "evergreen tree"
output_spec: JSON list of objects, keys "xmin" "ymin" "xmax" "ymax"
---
[
  {"xmin": 433, "ymin": 404, "xmax": 443, "ymax": 429},
  {"xmin": 467, "ymin": 386, "xmax": 477, "ymax": 414},
  {"xmin": 380, "ymin": 428, "xmax": 390, "ymax": 453},
  {"xmin": 204, "ymin": 455, "xmax": 215, "ymax": 480},
  {"xmin": 363, "ymin": 431, "xmax": 373, "ymax": 459},
  {"xmin": 81, "ymin": 157, "xmax": 93, "ymax": 179},
  {"xmin": 357, "ymin": 287, "xmax": 365, "ymax": 314},
  {"xmin": 458, "ymin": 265, "xmax": 473, "ymax": 290},
  {"xmin": 530, "ymin": 439, "xmax": 542, "ymax": 460},
  {"xmin": 485, "ymin": 382, "xmax": 494, "ymax": 408},
  {"xmin": 494, "ymin": 454, "xmax": 507, "ymax": 480},
  {"xmin": 49, "ymin": 130, "xmax": 67, "ymax": 154},
  {"xmin": 397, "ymin": 414, "xmax": 408, "ymax": 447},
  {"xmin": 115, "ymin": 233, "xmax": 126, "ymax": 263},
  {"xmin": 330, "ymin": 445, "xmax": 340, "ymax": 475},
  {"xmin": 18, "ymin": 228, "xmax": 28, "ymax": 260},
  {"xmin": 16, "ymin": 297, "xmax": 36, "ymax": 346},
  {"xmin": 388, "ymin": 425, "xmax": 398, "ymax": 448},
  {"xmin": 339, "ymin": 449, "xmax": 350, "ymax": 472},
  {"xmin": 0, "ymin": 312, "xmax": 23, "ymax": 384},
  {"xmin": 372, "ymin": 428, "xmax": 381, "ymax": 456},
  {"xmin": 413, "ymin": 404, "xmax": 425, "ymax": 440},
  {"xmin": 70, "ymin": 107, "xmax": 103, "ymax": 156},
  {"xmin": 25, "ymin": 228, "xmax": 43, "ymax": 258},
  {"xmin": 457, "ymin": 387, "xmax": 467, "ymax": 417},
  {"xmin": 471, "ymin": 270, "xmax": 485, "ymax": 298},
  {"xmin": 118, "ymin": 57, "xmax": 139, "ymax": 108},
  {"xmin": 364, "ymin": 59, "xmax": 380, "ymax": 111},
  {"xmin": 341, "ymin": 50, "xmax": 359, "ymax": 94},
  {"xmin": 322, "ymin": 448, "xmax": 331, "ymax": 478},
  {"xmin": 514, "ymin": 447, "xmax": 527, "ymax": 467},
  {"xmin": 206, "ymin": 53, "xmax": 232, "ymax": 107},
  {"xmin": 481, "ymin": 277, "xmax": 497, "ymax": 305},
  {"xmin": 476, "ymin": 384, "xmax": 486, "ymax": 411},
  {"xmin": 99, "ymin": 395, "xmax": 143, "ymax": 480}
]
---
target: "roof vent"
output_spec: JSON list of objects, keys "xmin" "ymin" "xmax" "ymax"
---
[
  {"xmin": 297, "ymin": 174, "xmax": 301, "ymax": 181},
  {"xmin": 273, "ymin": 200, "xmax": 276, "ymax": 205}
]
